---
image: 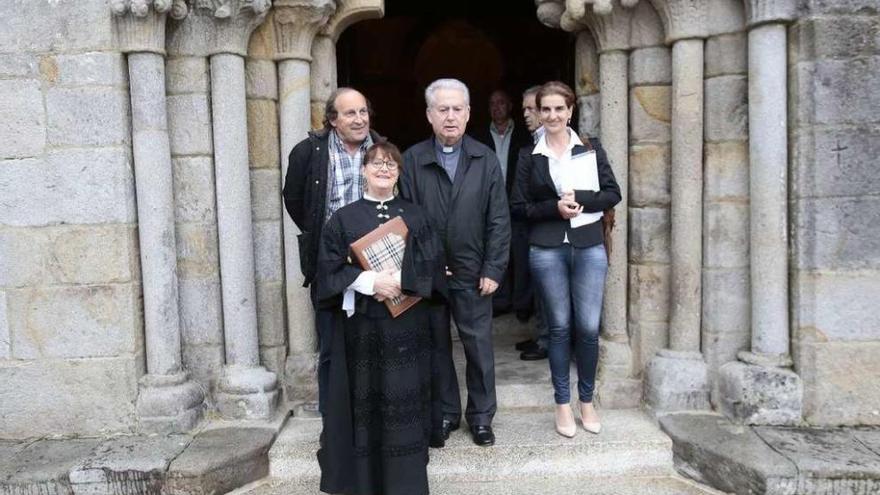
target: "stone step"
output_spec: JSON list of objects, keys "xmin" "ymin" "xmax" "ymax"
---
[
  {"xmin": 234, "ymin": 474, "xmax": 728, "ymax": 495},
  {"xmin": 267, "ymin": 409, "xmax": 674, "ymax": 484}
]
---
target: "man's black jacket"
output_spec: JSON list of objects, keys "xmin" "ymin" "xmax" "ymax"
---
[
  {"xmin": 399, "ymin": 135, "xmax": 511, "ymax": 290},
  {"xmin": 282, "ymin": 128, "xmax": 383, "ymax": 287},
  {"xmin": 471, "ymin": 121, "xmax": 532, "ymax": 197}
]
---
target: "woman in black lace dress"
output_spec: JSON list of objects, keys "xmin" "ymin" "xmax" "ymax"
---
[{"xmin": 316, "ymin": 141, "xmax": 447, "ymax": 495}]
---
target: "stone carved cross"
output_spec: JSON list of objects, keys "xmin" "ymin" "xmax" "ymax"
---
[{"xmin": 832, "ymin": 140, "xmax": 848, "ymax": 169}]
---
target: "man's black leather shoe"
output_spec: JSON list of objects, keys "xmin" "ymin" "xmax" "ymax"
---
[
  {"xmin": 429, "ymin": 419, "xmax": 460, "ymax": 448},
  {"xmin": 520, "ymin": 347, "xmax": 548, "ymax": 361},
  {"xmin": 470, "ymin": 425, "xmax": 495, "ymax": 446},
  {"xmin": 515, "ymin": 339, "xmax": 537, "ymax": 351}
]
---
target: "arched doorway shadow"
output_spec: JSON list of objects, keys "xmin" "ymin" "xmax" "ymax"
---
[{"xmin": 337, "ymin": 0, "xmax": 574, "ymax": 149}]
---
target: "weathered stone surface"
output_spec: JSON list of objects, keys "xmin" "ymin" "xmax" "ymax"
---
[
  {"xmin": 182, "ymin": 343, "xmax": 225, "ymax": 388},
  {"xmin": 0, "ymin": 54, "xmax": 37, "ymax": 78},
  {"xmin": 577, "ymin": 94, "xmax": 601, "ymax": 138},
  {"xmin": 704, "ymin": 141, "xmax": 749, "ymax": 201},
  {"xmin": 630, "ymin": 47, "xmax": 671, "ymax": 86},
  {"xmin": 792, "ymin": 57, "xmax": 880, "ymax": 126},
  {"xmin": 251, "ymin": 169, "xmax": 282, "ymax": 222},
  {"xmin": 51, "ymin": 52, "xmax": 127, "ymax": 87},
  {"xmin": 0, "ymin": 291, "xmax": 8, "ymax": 359},
  {"xmin": 46, "ymin": 87, "xmax": 130, "ymax": 147},
  {"xmin": 0, "ymin": 357, "xmax": 139, "ymax": 438},
  {"xmin": 173, "ymin": 156, "xmax": 217, "ymax": 224},
  {"xmin": 793, "ymin": 196, "xmax": 880, "ymax": 271},
  {"xmin": 248, "ymin": 99, "xmax": 281, "ymax": 169},
  {"xmin": 646, "ymin": 351, "xmax": 711, "ymax": 413},
  {"xmin": 704, "ymin": 202, "xmax": 749, "ymax": 268},
  {"xmin": 756, "ymin": 427, "xmax": 880, "ymax": 479},
  {"xmin": 630, "ymin": 319, "xmax": 668, "ymax": 376},
  {"xmin": 0, "ymin": 80, "xmax": 46, "ymax": 159},
  {"xmin": 718, "ymin": 362, "xmax": 804, "ymax": 425},
  {"xmin": 0, "ymin": 225, "xmax": 137, "ymax": 288},
  {"xmin": 69, "ymin": 435, "xmax": 191, "ymax": 494},
  {"xmin": 704, "ymin": 75, "xmax": 748, "ymax": 142},
  {"xmin": 167, "ymin": 94, "xmax": 214, "ymax": 156},
  {"xmin": 659, "ymin": 413, "xmax": 797, "ymax": 495},
  {"xmin": 629, "ymin": 263, "xmax": 670, "ymax": 323},
  {"xmin": 854, "ymin": 429, "xmax": 880, "ymax": 456},
  {"xmin": 629, "ymin": 207, "xmax": 671, "ymax": 263},
  {"xmin": 792, "ymin": 126, "xmax": 880, "ymax": 199},
  {"xmin": 246, "ymin": 59, "xmax": 278, "ymax": 100},
  {"xmin": 795, "ymin": 270, "xmax": 880, "ymax": 342},
  {"xmin": 702, "ymin": 267, "xmax": 750, "ymax": 334},
  {"xmin": 260, "ymin": 345, "xmax": 287, "ymax": 376},
  {"xmin": 257, "ymin": 281, "xmax": 285, "ymax": 348},
  {"xmin": 630, "ymin": 86, "xmax": 670, "ymax": 143},
  {"xmin": 166, "ymin": 57, "xmax": 210, "ymax": 95},
  {"xmin": 166, "ymin": 428, "xmax": 274, "ymax": 495},
  {"xmin": 705, "ymin": 32, "xmax": 747, "ymax": 78},
  {"xmin": 629, "ymin": 144, "xmax": 670, "ymax": 206},
  {"xmin": 253, "ymin": 221, "xmax": 283, "ymax": 283},
  {"xmin": 176, "ymin": 224, "xmax": 220, "ymax": 280},
  {"xmin": 704, "ymin": 327, "xmax": 750, "ymax": 406},
  {"xmin": 800, "ymin": 0, "xmax": 880, "ymax": 17},
  {"xmin": 178, "ymin": 278, "xmax": 223, "ymax": 346},
  {"xmin": 7, "ymin": 284, "xmax": 138, "ymax": 359},
  {"xmin": 798, "ymin": 339, "xmax": 880, "ymax": 426},
  {"xmin": 0, "ymin": 0, "xmax": 113, "ymax": 53},
  {"xmin": 1, "ymin": 438, "xmax": 101, "ymax": 492},
  {"xmin": 791, "ymin": 15, "xmax": 880, "ymax": 62}
]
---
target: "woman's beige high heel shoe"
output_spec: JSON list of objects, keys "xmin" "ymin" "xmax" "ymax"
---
[
  {"xmin": 555, "ymin": 404, "xmax": 577, "ymax": 438},
  {"xmin": 579, "ymin": 401, "xmax": 602, "ymax": 434}
]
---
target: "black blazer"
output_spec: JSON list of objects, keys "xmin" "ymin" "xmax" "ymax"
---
[
  {"xmin": 510, "ymin": 137, "xmax": 621, "ymax": 248},
  {"xmin": 471, "ymin": 122, "xmax": 533, "ymax": 196}
]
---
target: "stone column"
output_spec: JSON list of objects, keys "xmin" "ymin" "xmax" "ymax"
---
[
  {"xmin": 719, "ymin": 0, "xmax": 802, "ymax": 426},
  {"xmin": 645, "ymin": 0, "xmax": 710, "ymax": 413},
  {"xmin": 111, "ymin": 0, "xmax": 204, "ymax": 433},
  {"xmin": 581, "ymin": 1, "xmax": 640, "ymax": 408},
  {"xmin": 273, "ymin": 0, "xmax": 336, "ymax": 406},
  {"xmin": 310, "ymin": 34, "xmax": 337, "ymax": 130},
  {"xmin": 173, "ymin": 0, "xmax": 279, "ymax": 419}
]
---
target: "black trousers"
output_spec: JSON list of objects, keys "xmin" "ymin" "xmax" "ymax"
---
[
  {"xmin": 493, "ymin": 220, "xmax": 534, "ymax": 316},
  {"xmin": 430, "ymin": 288, "xmax": 497, "ymax": 427},
  {"xmin": 311, "ymin": 285, "xmax": 334, "ymax": 414}
]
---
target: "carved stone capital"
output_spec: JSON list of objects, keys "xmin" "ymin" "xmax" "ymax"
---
[
  {"xmin": 745, "ymin": 0, "xmax": 797, "ymax": 28},
  {"xmin": 583, "ymin": 1, "xmax": 634, "ymax": 52},
  {"xmin": 167, "ymin": 0, "xmax": 272, "ymax": 57},
  {"xmin": 272, "ymin": 0, "xmax": 337, "ymax": 61},
  {"xmin": 648, "ymin": 0, "xmax": 708, "ymax": 43},
  {"xmin": 111, "ymin": 0, "xmax": 187, "ymax": 53},
  {"xmin": 535, "ymin": 0, "xmax": 565, "ymax": 29},
  {"xmin": 322, "ymin": 0, "xmax": 384, "ymax": 42}
]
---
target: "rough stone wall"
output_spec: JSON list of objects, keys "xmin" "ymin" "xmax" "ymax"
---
[
  {"xmin": 790, "ymin": 0, "xmax": 880, "ymax": 425},
  {"xmin": 246, "ymin": 21, "xmax": 286, "ymax": 377},
  {"xmin": 702, "ymin": 29, "xmax": 750, "ymax": 408},
  {"xmin": 166, "ymin": 53, "xmax": 225, "ymax": 400},
  {"xmin": 0, "ymin": 0, "xmax": 142, "ymax": 438}
]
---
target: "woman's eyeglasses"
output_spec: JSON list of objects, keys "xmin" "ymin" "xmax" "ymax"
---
[{"xmin": 366, "ymin": 160, "xmax": 399, "ymax": 171}]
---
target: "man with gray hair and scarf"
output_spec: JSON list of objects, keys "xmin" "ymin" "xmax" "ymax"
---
[
  {"xmin": 400, "ymin": 78, "xmax": 511, "ymax": 447},
  {"xmin": 283, "ymin": 87, "xmax": 382, "ymax": 416}
]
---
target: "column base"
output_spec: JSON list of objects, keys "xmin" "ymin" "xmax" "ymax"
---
[
  {"xmin": 216, "ymin": 365, "xmax": 279, "ymax": 420},
  {"xmin": 597, "ymin": 338, "xmax": 641, "ymax": 408},
  {"xmin": 597, "ymin": 378, "xmax": 643, "ymax": 408},
  {"xmin": 645, "ymin": 349, "xmax": 710, "ymax": 415},
  {"xmin": 718, "ymin": 358, "xmax": 803, "ymax": 426},
  {"xmin": 137, "ymin": 372, "xmax": 205, "ymax": 434},
  {"xmin": 284, "ymin": 352, "xmax": 318, "ymax": 403}
]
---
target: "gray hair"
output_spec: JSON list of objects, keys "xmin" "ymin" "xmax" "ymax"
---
[
  {"xmin": 522, "ymin": 85, "xmax": 542, "ymax": 98},
  {"xmin": 425, "ymin": 78, "xmax": 470, "ymax": 108}
]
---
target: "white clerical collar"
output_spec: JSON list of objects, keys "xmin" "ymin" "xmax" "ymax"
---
[
  {"xmin": 364, "ymin": 192, "xmax": 395, "ymax": 203},
  {"xmin": 532, "ymin": 127, "xmax": 582, "ymax": 158}
]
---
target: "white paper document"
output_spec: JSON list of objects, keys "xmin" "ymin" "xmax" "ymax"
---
[{"xmin": 566, "ymin": 151, "xmax": 604, "ymax": 228}]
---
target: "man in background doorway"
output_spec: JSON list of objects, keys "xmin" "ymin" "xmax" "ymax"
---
[
  {"xmin": 400, "ymin": 78, "xmax": 511, "ymax": 448},
  {"xmin": 473, "ymin": 89, "xmax": 532, "ymax": 321},
  {"xmin": 282, "ymin": 88, "xmax": 382, "ymax": 415},
  {"xmin": 513, "ymin": 85, "xmax": 550, "ymax": 361}
]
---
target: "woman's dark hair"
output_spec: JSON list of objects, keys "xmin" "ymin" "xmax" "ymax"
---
[
  {"xmin": 536, "ymin": 80, "xmax": 576, "ymax": 109},
  {"xmin": 322, "ymin": 87, "xmax": 374, "ymax": 130},
  {"xmin": 363, "ymin": 141, "xmax": 403, "ymax": 170}
]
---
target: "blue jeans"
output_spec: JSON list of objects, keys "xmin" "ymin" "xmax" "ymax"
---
[{"xmin": 529, "ymin": 244, "xmax": 608, "ymax": 404}]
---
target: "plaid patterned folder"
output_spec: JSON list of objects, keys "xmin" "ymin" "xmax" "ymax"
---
[{"xmin": 350, "ymin": 216, "xmax": 421, "ymax": 318}]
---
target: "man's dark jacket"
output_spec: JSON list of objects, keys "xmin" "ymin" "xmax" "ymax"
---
[
  {"xmin": 282, "ymin": 128, "xmax": 383, "ymax": 287},
  {"xmin": 399, "ymin": 135, "xmax": 511, "ymax": 290},
  {"xmin": 471, "ymin": 121, "xmax": 532, "ymax": 196}
]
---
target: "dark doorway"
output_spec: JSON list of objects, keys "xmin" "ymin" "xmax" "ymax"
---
[{"xmin": 337, "ymin": 0, "xmax": 575, "ymax": 149}]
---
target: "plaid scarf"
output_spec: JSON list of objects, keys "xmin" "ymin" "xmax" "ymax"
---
[{"xmin": 325, "ymin": 130, "xmax": 372, "ymax": 222}]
